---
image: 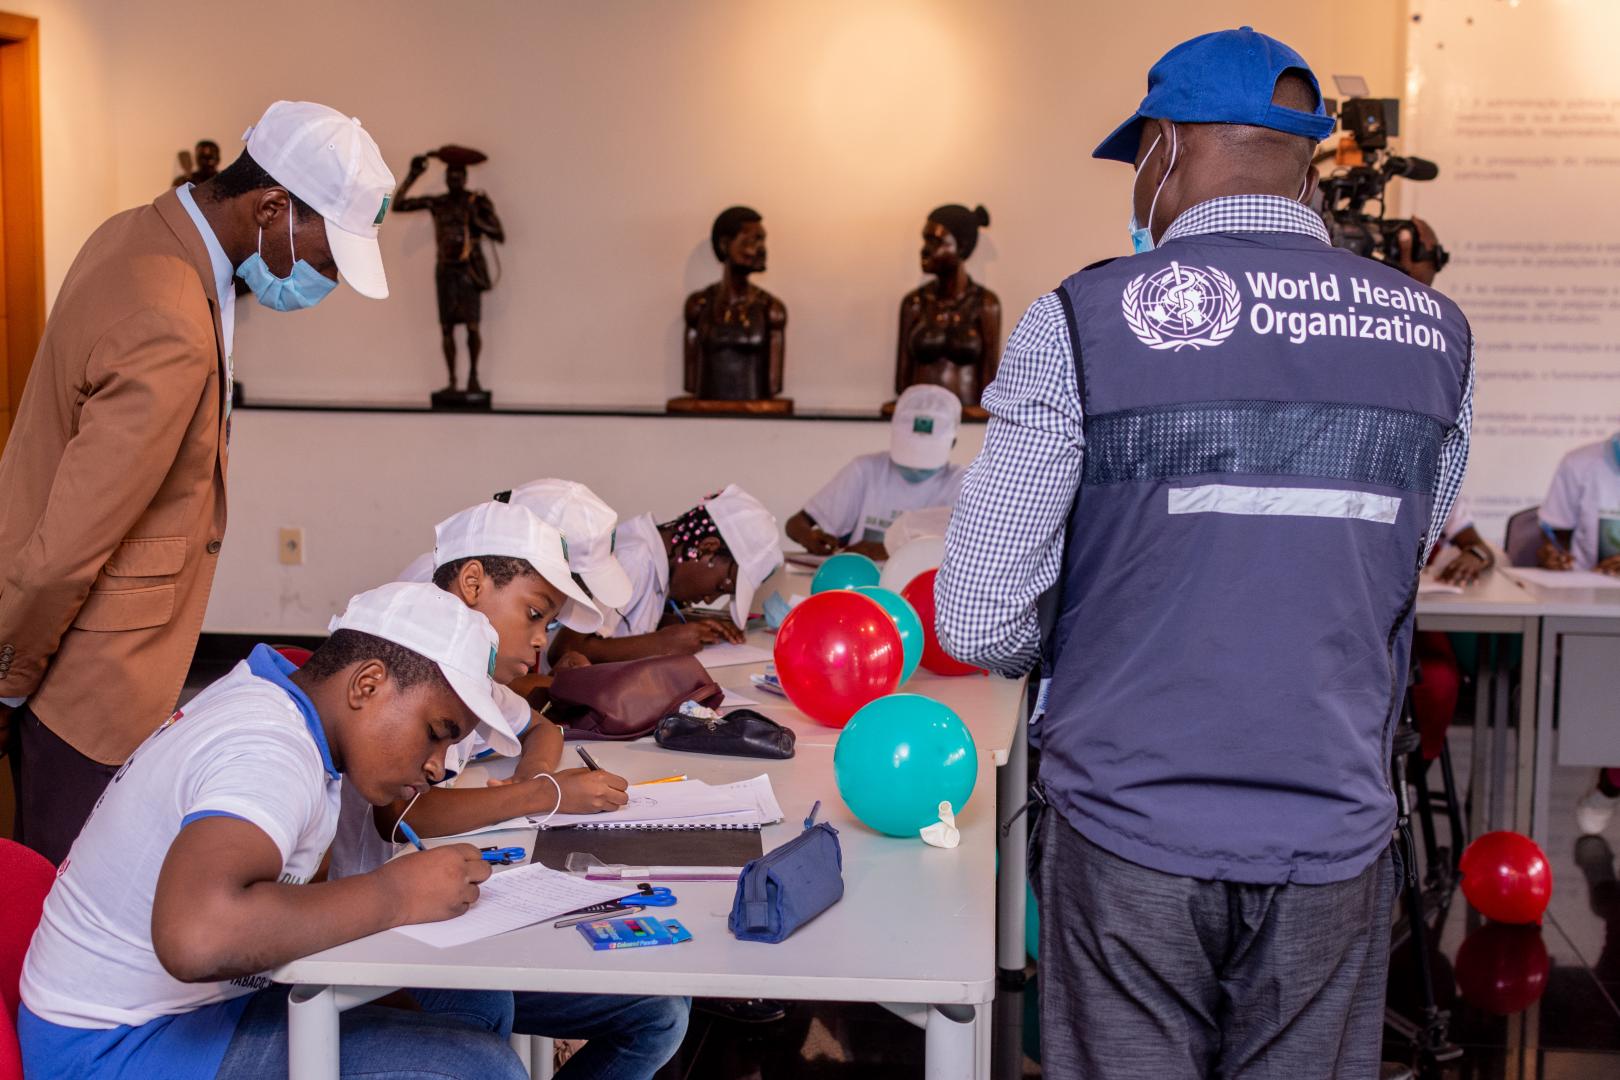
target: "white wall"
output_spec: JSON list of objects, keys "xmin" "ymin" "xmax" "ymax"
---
[
  {"xmin": 203, "ymin": 411, "xmax": 986, "ymax": 635},
  {"xmin": 33, "ymin": 0, "xmax": 1408, "ymax": 634},
  {"xmin": 84, "ymin": 0, "xmax": 1403, "ymax": 410}
]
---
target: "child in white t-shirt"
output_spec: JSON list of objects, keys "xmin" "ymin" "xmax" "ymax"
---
[
  {"xmin": 331, "ymin": 500, "xmax": 628, "ymax": 880},
  {"xmin": 1537, "ymin": 433, "xmax": 1620, "ymax": 574},
  {"xmin": 549, "ymin": 485, "xmax": 784, "ymax": 666},
  {"xmin": 19, "ymin": 583, "xmax": 529, "ymax": 1080},
  {"xmin": 787, "ymin": 384, "xmax": 965, "ymax": 560}
]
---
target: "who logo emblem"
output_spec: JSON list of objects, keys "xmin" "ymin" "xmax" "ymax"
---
[{"xmin": 1121, "ymin": 262, "xmax": 1242, "ymax": 351}]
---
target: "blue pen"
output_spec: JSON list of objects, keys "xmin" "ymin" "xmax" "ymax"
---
[
  {"xmin": 667, "ymin": 598, "xmax": 687, "ymax": 623},
  {"xmin": 397, "ymin": 820, "xmax": 427, "ymax": 852},
  {"xmin": 1540, "ymin": 521, "xmax": 1570, "ymax": 555}
]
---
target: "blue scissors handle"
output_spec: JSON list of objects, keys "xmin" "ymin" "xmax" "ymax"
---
[
  {"xmin": 480, "ymin": 846, "xmax": 527, "ymax": 864},
  {"xmin": 617, "ymin": 884, "xmax": 676, "ymax": 906}
]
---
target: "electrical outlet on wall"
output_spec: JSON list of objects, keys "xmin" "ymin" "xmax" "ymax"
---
[{"xmin": 278, "ymin": 527, "xmax": 305, "ymax": 566}]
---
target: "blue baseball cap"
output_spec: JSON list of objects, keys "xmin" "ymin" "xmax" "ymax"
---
[{"xmin": 1094, "ymin": 27, "xmax": 1336, "ymax": 163}]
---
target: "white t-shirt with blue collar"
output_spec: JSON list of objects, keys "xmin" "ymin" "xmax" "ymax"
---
[{"xmin": 19, "ymin": 644, "xmax": 342, "ymax": 1080}]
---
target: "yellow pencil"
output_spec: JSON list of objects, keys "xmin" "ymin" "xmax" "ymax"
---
[{"xmin": 634, "ymin": 774, "xmax": 687, "ymax": 786}]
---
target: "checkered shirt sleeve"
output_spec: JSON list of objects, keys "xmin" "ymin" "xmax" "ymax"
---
[
  {"xmin": 936, "ymin": 293, "xmax": 1083, "ymax": 678},
  {"xmin": 1426, "ymin": 336, "xmax": 1475, "ymax": 563}
]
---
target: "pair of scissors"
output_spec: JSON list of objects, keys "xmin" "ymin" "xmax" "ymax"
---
[
  {"xmin": 553, "ymin": 883, "xmax": 677, "ymax": 928},
  {"xmin": 480, "ymin": 846, "xmax": 526, "ymax": 865}
]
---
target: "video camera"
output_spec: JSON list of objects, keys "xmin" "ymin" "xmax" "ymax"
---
[{"xmin": 1317, "ymin": 77, "xmax": 1449, "ymax": 274}]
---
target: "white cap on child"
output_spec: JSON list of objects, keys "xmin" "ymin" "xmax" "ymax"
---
[
  {"xmin": 702, "ymin": 484, "xmax": 784, "ymax": 630},
  {"xmin": 432, "ymin": 501, "xmax": 603, "ymax": 634},
  {"xmin": 327, "ymin": 581, "xmax": 521, "ymax": 757},
  {"xmin": 243, "ymin": 100, "xmax": 397, "ymax": 299},
  {"xmin": 890, "ymin": 384, "xmax": 962, "ymax": 470},
  {"xmin": 503, "ymin": 479, "xmax": 634, "ymax": 611}
]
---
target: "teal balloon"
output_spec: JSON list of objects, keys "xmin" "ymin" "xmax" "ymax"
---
[
  {"xmin": 1025, "ymin": 880, "xmax": 1040, "ymax": 960},
  {"xmin": 833, "ymin": 693, "xmax": 978, "ymax": 837},
  {"xmin": 812, "ymin": 552, "xmax": 881, "ymax": 593},
  {"xmin": 853, "ymin": 585, "xmax": 923, "ymax": 683}
]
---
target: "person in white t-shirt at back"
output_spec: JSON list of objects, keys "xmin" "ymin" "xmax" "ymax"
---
[
  {"xmin": 18, "ymin": 582, "xmax": 529, "ymax": 1080},
  {"xmin": 1537, "ymin": 432, "xmax": 1620, "ymax": 575},
  {"xmin": 786, "ymin": 384, "xmax": 966, "ymax": 560}
]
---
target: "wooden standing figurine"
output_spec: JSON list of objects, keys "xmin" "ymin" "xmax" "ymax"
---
[
  {"xmin": 670, "ymin": 206, "xmax": 791, "ymax": 414},
  {"xmin": 393, "ymin": 145, "xmax": 505, "ymax": 409},
  {"xmin": 891, "ymin": 204, "xmax": 1001, "ymax": 419}
]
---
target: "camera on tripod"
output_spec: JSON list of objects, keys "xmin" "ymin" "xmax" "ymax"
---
[{"xmin": 1317, "ymin": 76, "xmax": 1449, "ymax": 274}]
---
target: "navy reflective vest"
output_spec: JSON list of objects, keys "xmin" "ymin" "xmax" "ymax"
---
[{"xmin": 1040, "ymin": 229, "xmax": 1470, "ymax": 885}]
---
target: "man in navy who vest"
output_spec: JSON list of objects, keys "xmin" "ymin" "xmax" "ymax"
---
[{"xmin": 937, "ymin": 28, "xmax": 1473, "ymax": 1079}]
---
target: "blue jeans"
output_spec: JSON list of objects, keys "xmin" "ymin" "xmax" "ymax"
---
[
  {"xmin": 412, "ymin": 988, "xmax": 689, "ymax": 1080},
  {"xmin": 215, "ymin": 985, "xmax": 526, "ymax": 1079}
]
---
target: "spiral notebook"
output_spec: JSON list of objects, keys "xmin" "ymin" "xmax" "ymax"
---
[{"xmin": 474, "ymin": 775, "xmax": 784, "ymax": 835}]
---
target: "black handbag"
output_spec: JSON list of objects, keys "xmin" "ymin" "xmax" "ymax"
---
[{"xmin": 654, "ymin": 707, "xmax": 796, "ymax": 759}]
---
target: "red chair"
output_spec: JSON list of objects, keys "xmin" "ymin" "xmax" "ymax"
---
[
  {"xmin": 273, "ymin": 645, "xmax": 313, "ymax": 667},
  {"xmin": 0, "ymin": 839, "xmax": 57, "ymax": 1080}
]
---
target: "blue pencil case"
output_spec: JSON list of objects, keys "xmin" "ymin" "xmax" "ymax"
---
[{"xmin": 728, "ymin": 801, "xmax": 843, "ymax": 944}]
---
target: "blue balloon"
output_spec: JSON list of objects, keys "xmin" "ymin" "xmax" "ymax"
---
[
  {"xmin": 833, "ymin": 693, "xmax": 978, "ymax": 837},
  {"xmin": 853, "ymin": 585, "xmax": 924, "ymax": 683},
  {"xmin": 812, "ymin": 552, "xmax": 881, "ymax": 593}
]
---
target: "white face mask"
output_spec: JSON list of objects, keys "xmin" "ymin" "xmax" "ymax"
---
[{"xmin": 1129, "ymin": 126, "xmax": 1179, "ymax": 254}]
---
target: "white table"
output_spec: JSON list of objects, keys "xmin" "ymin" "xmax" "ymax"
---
[
  {"xmin": 272, "ymin": 740, "xmax": 999, "ymax": 1080},
  {"xmin": 718, "ymin": 565, "xmax": 1032, "ymax": 979},
  {"xmin": 1416, "ymin": 566, "xmax": 1620, "ymax": 847}
]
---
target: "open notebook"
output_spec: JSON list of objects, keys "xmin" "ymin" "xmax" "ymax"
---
[{"xmin": 471, "ymin": 774, "xmax": 784, "ymax": 834}]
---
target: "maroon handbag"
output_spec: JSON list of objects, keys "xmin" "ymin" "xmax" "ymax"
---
[{"xmin": 548, "ymin": 655, "xmax": 724, "ymax": 741}]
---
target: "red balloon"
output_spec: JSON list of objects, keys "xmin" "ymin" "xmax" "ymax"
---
[
  {"xmin": 773, "ymin": 590, "xmax": 904, "ymax": 728},
  {"xmin": 900, "ymin": 568, "xmax": 985, "ymax": 677},
  {"xmin": 1454, "ymin": 923, "xmax": 1549, "ymax": 1015},
  {"xmin": 1459, "ymin": 831, "xmax": 1553, "ymax": 925}
]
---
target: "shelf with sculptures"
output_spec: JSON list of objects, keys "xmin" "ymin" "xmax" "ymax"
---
[{"xmin": 172, "ymin": 131, "xmax": 1002, "ymax": 417}]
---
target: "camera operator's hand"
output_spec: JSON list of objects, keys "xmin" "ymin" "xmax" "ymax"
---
[{"xmin": 1393, "ymin": 217, "xmax": 1441, "ymax": 286}]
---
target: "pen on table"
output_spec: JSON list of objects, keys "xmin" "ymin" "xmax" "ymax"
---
[
  {"xmin": 397, "ymin": 820, "xmax": 427, "ymax": 852},
  {"xmin": 1540, "ymin": 521, "xmax": 1570, "ymax": 554},
  {"xmin": 576, "ymin": 746, "xmax": 602, "ymax": 772},
  {"xmin": 667, "ymin": 598, "xmax": 687, "ymax": 623},
  {"xmin": 634, "ymin": 774, "xmax": 687, "ymax": 786}
]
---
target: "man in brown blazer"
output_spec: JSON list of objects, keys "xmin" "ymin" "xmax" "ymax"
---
[{"xmin": 0, "ymin": 101, "xmax": 396, "ymax": 863}]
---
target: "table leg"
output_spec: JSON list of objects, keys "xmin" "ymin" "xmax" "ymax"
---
[
  {"xmin": 925, "ymin": 1003, "xmax": 983, "ymax": 1080},
  {"xmin": 1467, "ymin": 633, "xmax": 1495, "ymax": 841},
  {"xmin": 1527, "ymin": 616, "xmax": 1553, "ymax": 846},
  {"xmin": 286, "ymin": 985, "xmax": 394, "ymax": 1080},
  {"xmin": 996, "ymin": 714, "xmax": 1030, "ymax": 981}
]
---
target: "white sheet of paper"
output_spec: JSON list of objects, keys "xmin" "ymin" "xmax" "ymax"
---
[
  {"xmin": 1417, "ymin": 578, "xmax": 1464, "ymax": 595},
  {"xmin": 721, "ymin": 689, "xmax": 762, "ymax": 708},
  {"xmin": 695, "ymin": 643, "xmax": 774, "ymax": 668},
  {"xmin": 1503, "ymin": 567, "xmax": 1620, "ymax": 590},
  {"xmin": 395, "ymin": 863, "xmax": 626, "ymax": 948}
]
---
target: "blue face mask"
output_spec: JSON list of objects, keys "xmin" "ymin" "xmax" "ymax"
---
[
  {"xmin": 1129, "ymin": 128, "xmax": 1176, "ymax": 255},
  {"xmin": 235, "ymin": 204, "xmax": 337, "ymax": 311},
  {"xmin": 896, "ymin": 465, "xmax": 945, "ymax": 484}
]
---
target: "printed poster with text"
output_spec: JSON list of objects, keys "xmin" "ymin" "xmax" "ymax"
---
[{"xmin": 1405, "ymin": 0, "xmax": 1620, "ymax": 542}]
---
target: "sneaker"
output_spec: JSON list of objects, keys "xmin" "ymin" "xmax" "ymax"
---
[{"xmin": 1576, "ymin": 782, "xmax": 1617, "ymax": 836}]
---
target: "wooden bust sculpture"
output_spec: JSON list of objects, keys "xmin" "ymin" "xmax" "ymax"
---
[
  {"xmin": 670, "ymin": 206, "xmax": 791, "ymax": 414},
  {"xmin": 892, "ymin": 204, "xmax": 1001, "ymax": 419}
]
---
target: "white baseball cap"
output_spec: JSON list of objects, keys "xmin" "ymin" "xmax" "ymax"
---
[
  {"xmin": 890, "ymin": 384, "xmax": 962, "ymax": 470},
  {"xmin": 503, "ymin": 479, "xmax": 634, "ymax": 610},
  {"xmin": 327, "ymin": 581, "xmax": 520, "ymax": 758},
  {"xmin": 244, "ymin": 100, "xmax": 396, "ymax": 300},
  {"xmin": 432, "ymin": 501, "xmax": 602, "ymax": 634},
  {"xmin": 702, "ymin": 485, "xmax": 783, "ymax": 629}
]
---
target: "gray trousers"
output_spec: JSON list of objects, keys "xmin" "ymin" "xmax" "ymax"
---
[{"xmin": 1034, "ymin": 810, "xmax": 1396, "ymax": 1080}]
